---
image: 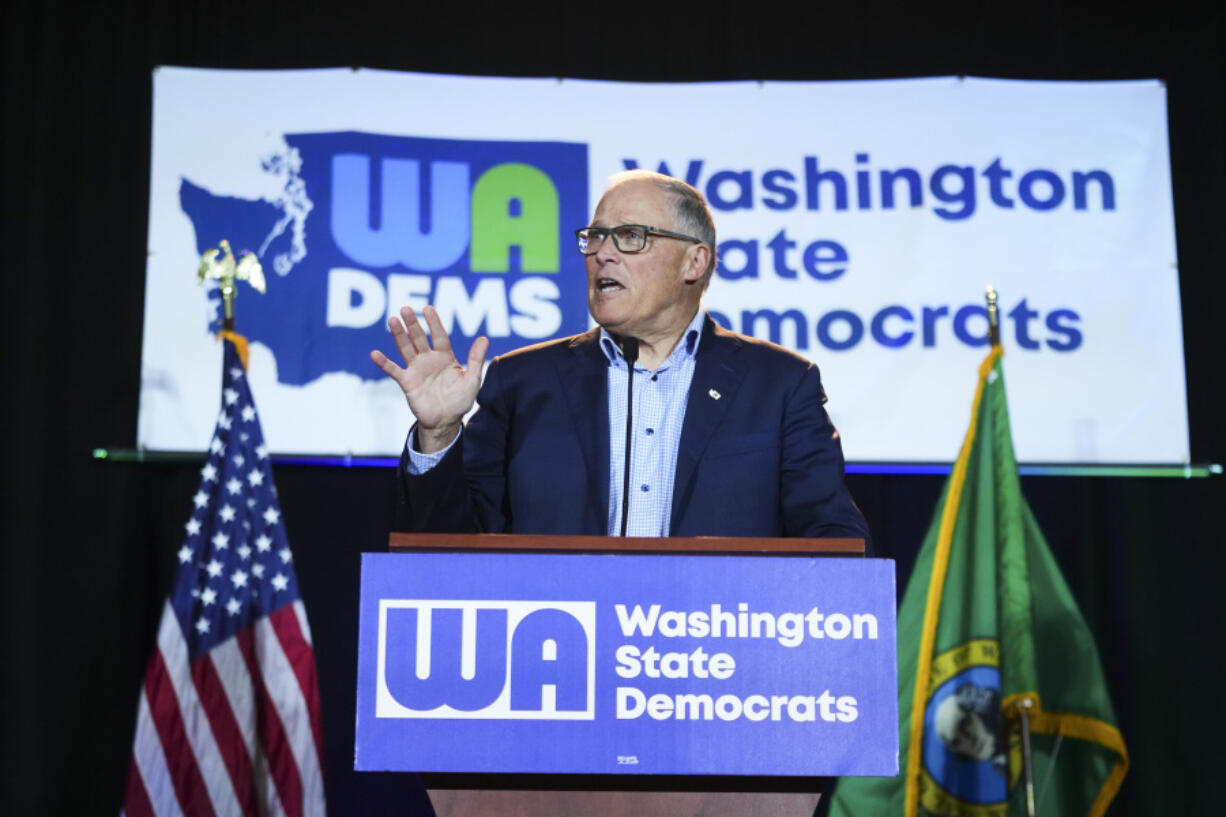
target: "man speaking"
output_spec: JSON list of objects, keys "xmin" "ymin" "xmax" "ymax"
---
[{"xmin": 371, "ymin": 170, "xmax": 868, "ymax": 542}]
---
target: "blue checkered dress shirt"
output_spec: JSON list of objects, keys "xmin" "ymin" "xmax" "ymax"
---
[{"xmin": 407, "ymin": 309, "xmax": 706, "ymax": 537}]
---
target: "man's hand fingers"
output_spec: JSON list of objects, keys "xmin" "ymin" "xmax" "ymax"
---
[
  {"xmin": 387, "ymin": 314, "xmax": 418, "ymax": 364},
  {"xmin": 466, "ymin": 336, "xmax": 490, "ymax": 384},
  {"xmin": 370, "ymin": 349, "xmax": 405, "ymax": 380},
  {"xmin": 400, "ymin": 306, "xmax": 431, "ymax": 355},
  {"xmin": 422, "ymin": 305, "xmax": 453, "ymax": 354}
]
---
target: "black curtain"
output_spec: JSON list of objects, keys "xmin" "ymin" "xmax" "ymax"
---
[{"xmin": 4, "ymin": 0, "xmax": 1223, "ymax": 813}]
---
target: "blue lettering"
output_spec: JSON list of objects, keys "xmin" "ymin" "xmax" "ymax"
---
[
  {"xmin": 510, "ymin": 609, "xmax": 589, "ymax": 711},
  {"xmin": 383, "ymin": 608, "xmax": 507, "ymax": 711},
  {"xmin": 330, "ymin": 155, "xmax": 469, "ymax": 270},
  {"xmin": 804, "ymin": 157, "xmax": 848, "ymax": 211},
  {"xmin": 1045, "ymin": 309, "xmax": 1083, "ymax": 351},
  {"xmin": 983, "ymin": 158, "xmax": 1015, "ymax": 208},
  {"xmin": 953, "ymin": 305, "xmax": 991, "ymax": 347},
  {"xmin": 931, "ymin": 165, "xmax": 976, "ymax": 220},
  {"xmin": 742, "ymin": 309, "xmax": 809, "ymax": 349},
  {"xmin": 817, "ymin": 310, "xmax": 863, "ymax": 351},
  {"xmin": 766, "ymin": 229, "xmax": 798, "ymax": 279},
  {"xmin": 707, "ymin": 169, "xmax": 754, "ymax": 211},
  {"xmin": 718, "ymin": 239, "xmax": 759, "ymax": 279},
  {"xmin": 1008, "ymin": 298, "xmax": 1041, "ymax": 350},
  {"xmin": 762, "ymin": 169, "xmax": 798, "ymax": 210},
  {"xmin": 1073, "ymin": 171, "xmax": 1115, "ymax": 211},
  {"xmin": 880, "ymin": 167, "xmax": 923, "ymax": 209},
  {"xmin": 922, "ymin": 306, "xmax": 950, "ymax": 347},
  {"xmin": 802, "ymin": 239, "xmax": 848, "ymax": 281},
  {"xmin": 870, "ymin": 306, "xmax": 915, "ymax": 347},
  {"xmin": 855, "ymin": 153, "xmax": 872, "ymax": 209},
  {"xmin": 1019, "ymin": 170, "xmax": 1065, "ymax": 210}
]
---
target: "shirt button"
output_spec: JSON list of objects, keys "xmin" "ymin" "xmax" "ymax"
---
[
  {"xmin": 651, "ymin": 374, "xmax": 658, "ymax": 382},
  {"xmin": 640, "ymin": 484, "xmax": 650, "ymax": 492},
  {"xmin": 645, "ymin": 428, "xmax": 655, "ymax": 436}
]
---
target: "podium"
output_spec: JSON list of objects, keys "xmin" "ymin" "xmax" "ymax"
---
[{"xmin": 356, "ymin": 533, "xmax": 896, "ymax": 816}]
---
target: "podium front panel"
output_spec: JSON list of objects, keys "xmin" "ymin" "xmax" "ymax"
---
[{"xmin": 356, "ymin": 551, "xmax": 897, "ymax": 777}]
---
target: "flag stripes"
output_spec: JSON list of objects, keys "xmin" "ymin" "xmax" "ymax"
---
[{"xmin": 123, "ymin": 336, "xmax": 325, "ymax": 817}]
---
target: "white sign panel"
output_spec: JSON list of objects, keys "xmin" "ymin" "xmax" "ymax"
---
[{"xmin": 140, "ymin": 68, "xmax": 1187, "ymax": 463}]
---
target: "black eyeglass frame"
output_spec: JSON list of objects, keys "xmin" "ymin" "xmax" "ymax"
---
[{"xmin": 574, "ymin": 224, "xmax": 705, "ymax": 255}]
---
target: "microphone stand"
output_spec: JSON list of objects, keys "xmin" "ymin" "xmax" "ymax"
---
[{"xmin": 618, "ymin": 337, "xmax": 639, "ymax": 537}]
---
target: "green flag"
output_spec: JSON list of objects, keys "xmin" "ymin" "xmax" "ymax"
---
[{"xmin": 828, "ymin": 347, "xmax": 1128, "ymax": 817}]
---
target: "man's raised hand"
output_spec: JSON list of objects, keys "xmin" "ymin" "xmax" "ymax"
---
[{"xmin": 370, "ymin": 305, "xmax": 490, "ymax": 453}]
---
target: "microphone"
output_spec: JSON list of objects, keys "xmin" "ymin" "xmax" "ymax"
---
[
  {"xmin": 620, "ymin": 336, "xmax": 640, "ymax": 365},
  {"xmin": 618, "ymin": 337, "xmax": 639, "ymax": 537}
]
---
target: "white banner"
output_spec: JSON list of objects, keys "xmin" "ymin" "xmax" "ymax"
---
[{"xmin": 140, "ymin": 68, "xmax": 1187, "ymax": 463}]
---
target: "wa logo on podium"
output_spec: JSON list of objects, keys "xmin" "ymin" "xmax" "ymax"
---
[{"xmin": 376, "ymin": 600, "xmax": 597, "ymax": 720}]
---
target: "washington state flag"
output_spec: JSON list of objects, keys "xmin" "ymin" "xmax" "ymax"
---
[{"xmin": 828, "ymin": 347, "xmax": 1128, "ymax": 817}]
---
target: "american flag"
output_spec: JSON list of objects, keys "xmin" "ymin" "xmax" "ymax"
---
[{"xmin": 123, "ymin": 337, "xmax": 326, "ymax": 817}]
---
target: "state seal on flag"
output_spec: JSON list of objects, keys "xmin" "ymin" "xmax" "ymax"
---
[{"xmin": 918, "ymin": 639, "xmax": 1021, "ymax": 817}]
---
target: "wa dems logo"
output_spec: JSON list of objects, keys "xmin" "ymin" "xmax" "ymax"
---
[
  {"xmin": 180, "ymin": 132, "xmax": 590, "ymax": 385},
  {"xmin": 375, "ymin": 600, "xmax": 597, "ymax": 720}
]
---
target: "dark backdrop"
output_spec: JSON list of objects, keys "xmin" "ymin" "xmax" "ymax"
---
[{"xmin": 3, "ymin": 1, "xmax": 1223, "ymax": 814}]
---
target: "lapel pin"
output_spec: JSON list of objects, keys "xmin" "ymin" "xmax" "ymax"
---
[{"xmin": 708, "ymin": 389, "xmax": 721, "ymax": 400}]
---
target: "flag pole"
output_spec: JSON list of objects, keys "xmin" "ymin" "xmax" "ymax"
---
[
  {"xmin": 986, "ymin": 285, "xmax": 1000, "ymax": 346},
  {"xmin": 1018, "ymin": 696, "xmax": 1038, "ymax": 817},
  {"xmin": 989, "ymin": 283, "xmax": 1037, "ymax": 817}
]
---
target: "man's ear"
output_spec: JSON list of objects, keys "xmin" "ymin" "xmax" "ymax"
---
[{"xmin": 682, "ymin": 243, "xmax": 711, "ymax": 284}]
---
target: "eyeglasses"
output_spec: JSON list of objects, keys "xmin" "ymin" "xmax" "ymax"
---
[{"xmin": 575, "ymin": 224, "xmax": 704, "ymax": 255}]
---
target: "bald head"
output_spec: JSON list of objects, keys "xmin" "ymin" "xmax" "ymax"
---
[{"xmin": 604, "ymin": 170, "xmax": 718, "ymax": 284}]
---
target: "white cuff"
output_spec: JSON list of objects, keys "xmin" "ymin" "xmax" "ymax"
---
[{"xmin": 404, "ymin": 424, "xmax": 460, "ymax": 475}]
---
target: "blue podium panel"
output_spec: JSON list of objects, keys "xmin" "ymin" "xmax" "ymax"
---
[{"xmin": 355, "ymin": 552, "xmax": 897, "ymax": 776}]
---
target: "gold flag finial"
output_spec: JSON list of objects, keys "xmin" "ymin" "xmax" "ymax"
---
[
  {"xmin": 985, "ymin": 285, "xmax": 1000, "ymax": 346},
  {"xmin": 197, "ymin": 239, "xmax": 266, "ymax": 331}
]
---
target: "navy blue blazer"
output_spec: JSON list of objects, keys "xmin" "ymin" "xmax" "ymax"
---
[{"xmin": 397, "ymin": 315, "xmax": 869, "ymax": 543}]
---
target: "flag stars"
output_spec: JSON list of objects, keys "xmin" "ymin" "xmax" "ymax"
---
[
  {"xmin": 255, "ymin": 534, "xmax": 272, "ymax": 553},
  {"xmin": 247, "ymin": 469, "xmax": 264, "ymax": 487},
  {"xmin": 226, "ymin": 598, "xmax": 242, "ymax": 616},
  {"xmin": 201, "ymin": 587, "xmax": 217, "ymax": 606},
  {"xmin": 201, "ymin": 463, "xmax": 218, "ymax": 482},
  {"xmin": 210, "ymin": 436, "xmax": 224, "ymax": 454},
  {"xmin": 185, "ymin": 518, "xmax": 202, "ymax": 536},
  {"xmin": 226, "ymin": 478, "xmax": 242, "ymax": 495},
  {"xmin": 206, "ymin": 559, "xmax": 223, "ymax": 578},
  {"xmin": 218, "ymin": 412, "xmax": 233, "ymax": 430},
  {"xmin": 263, "ymin": 507, "xmax": 280, "ymax": 526},
  {"xmin": 219, "ymin": 504, "xmax": 237, "ymax": 522},
  {"xmin": 229, "ymin": 367, "xmax": 244, "ymax": 381},
  {"xmin": 252, "ymin": 563, "xmax": 266, "ymax": 579},
  {"xmin": 271, "ymin": 573, "xmax": 289, "ymax": 592},
  {"xmin": 211, "ymin": 532, "xmax": 230, "ymax": 550},
  {"xmin": 233, "ymin": 453, "xmax": 246, "ymax": 468},
  {"xmin": 238, "ymin": 544, "xmax": 252, "ymax": 561},
  {"xmin": 177, "ymin": 545, "xmax": 193, "ymax": 563},
  {"xmin": 195, "ymin": 617, "xmax": 210, "ymax": 634},
  {"xmin": 256, "ymin": 444, "xmax": 269, "ymax": 460},
  {"xmin": 231, "ymin": 569, "xmax": 249, "ymax": 588},
  {"xmin": 193, "ymin": 490, "xmax": 210, "ymax": 509},
  {"xmin": 241, "ymin": 405, "xmax": 256, "ymax": 422},
  {"xmin": 278, "ymin": 547, "xmax": 292, "ymax": 564},
  {"xmin": 224, "ymin": 388, "xmax": 239, "ymax": 405}
]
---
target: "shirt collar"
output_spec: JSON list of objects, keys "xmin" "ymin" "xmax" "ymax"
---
[{"xmin": 599, "ymin": 309, "xmax": 705, "ymax": 369}]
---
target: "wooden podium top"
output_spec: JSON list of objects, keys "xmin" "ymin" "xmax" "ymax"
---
[{"xmin": 388, "ymin": 532, "xmax": 864, "ymax": 556}]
